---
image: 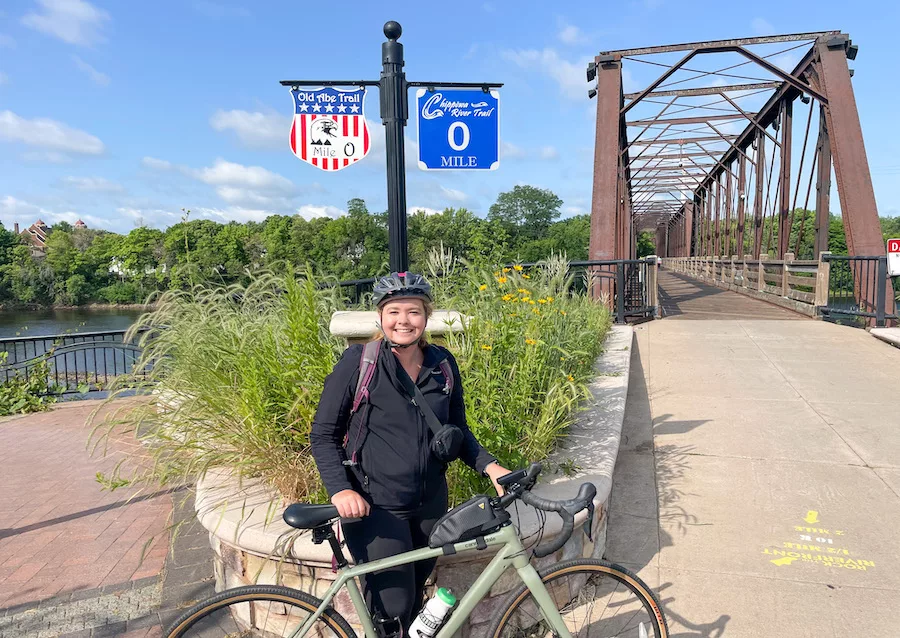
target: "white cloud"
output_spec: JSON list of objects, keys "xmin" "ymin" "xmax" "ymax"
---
[
  {"xmin": 439, "ymin": 186, "xmax": 468, "ymax": 202},
  {"xmin": 408, "ymin": 206, "xmax": 443, "ymax": 216},
  {"xmin": 0, "ymin": 110, "xmax": 104, "ymax": 154},
  {"xmin": 502, "ymin": 48, "xmax": 590, "ymax": 100},
  {"xmin": 751, "ymin": 18, "xmax": 774, "ymax": 35},
  {"xmin": 189, "ymin": 206, "xmax": 273, "ymax": 224},
  {"xmin": 0, "ymin": 34, "xmax": 15, "ymax": 48},
  {"xmin": 558, "ymin": 22, "xmax": 587, "ymax": 46},
  {"xmin": 22, "ymin": 0, "xmax": 110, "ymax": 46},
  {"xmin": 0, "ymin": 195, "xmax": 104, "ymax": 228},
  {"xmin": 192, "ymin": 158, "xmax": 295, "ymax": 195},
  {"xmin": 72, "ymin": 55, "xmax": 109, "ymax": 86},
  {"xmin": 142, "ymin": 156, "xmax": 172, "ymax": 170},
  {"xmin": 297, "ymin": 204, "xmax": 344, "ymax": 219},
  {"xmin": 63, "ymin": 176, "xmax": 123, "ymax": 192},
  {"xmin": 539, "ymin": 146, "xmax": 559, "ymax": 160},
  {"xmin": 210, "ymin": 109, "xmax": 290, "ymax": 149},
  {"xmin": 562, "ymin": 205, "xmax": 588, "ymax": 216},
  {"xmin": 773, "ymin": 52, "xmax": 800, "ymax": 73},
  {"xmin": 502, "ymin": 141, "xmax": 527, "ymax": 159}
]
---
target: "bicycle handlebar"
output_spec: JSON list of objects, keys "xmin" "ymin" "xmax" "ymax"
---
[{"xmin": 495, "ymin": 463, "xmax": 597, "ymax": 558}]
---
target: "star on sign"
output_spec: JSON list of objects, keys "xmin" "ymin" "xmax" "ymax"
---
[
  {"xmin": 350, "ymin": 105, "xmax": 360, "ymax": 113},
  {"xmin": 325, "ymin": 104, "xmax": 334, "ymax": 113},
  {"xmin": 337, "ymin": 104, "xmax": 347, "ymax": 113},
  {"xmin": 312, "ymin": 103, "xmax": 322, "ymax": 112},
  {"xmin": 299, "ymin": 103, "xmax": 309, "ymax": 112}
]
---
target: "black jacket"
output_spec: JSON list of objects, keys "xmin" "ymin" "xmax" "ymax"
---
[{"xmin": 310, "ymin": 342, "xmax": 496, "ymax": 512}]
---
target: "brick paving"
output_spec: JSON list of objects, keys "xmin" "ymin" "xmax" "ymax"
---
[{"xmin": 0, "ymin": 399, "xmax": 216, "ymax": 637}]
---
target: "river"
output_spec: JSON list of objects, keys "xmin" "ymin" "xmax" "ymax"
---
[{"xmin": 0, "ymin": 307, "xmax": 146, "ymax": 339}]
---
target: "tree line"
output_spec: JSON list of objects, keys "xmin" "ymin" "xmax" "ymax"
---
[
  {"xmin": 0, "ymin": 186, "xmax": 590, "ymax": 307},
  {"xmin": 1, "ymin": 182, "xmax": 897, "ymax": 308}
]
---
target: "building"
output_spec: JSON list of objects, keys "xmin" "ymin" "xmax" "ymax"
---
[{"xmin": 16, "ymin": 219, "xmax": 50, "ymax": 257}]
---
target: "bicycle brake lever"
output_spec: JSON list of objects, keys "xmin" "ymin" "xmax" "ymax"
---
[{"xmin": 583, "ymin": 502, "xmax": 595, "ymax": 542}]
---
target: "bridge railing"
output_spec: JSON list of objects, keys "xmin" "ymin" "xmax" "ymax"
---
[{"xmin": 661, "ymin": 252, "xmax": 897, "ymax": 326}]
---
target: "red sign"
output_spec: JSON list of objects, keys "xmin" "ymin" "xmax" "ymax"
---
[
  {"xmin": 889, "ymin": 238, "xmax": 900, "ymax": 253},
  {"xmin": 889, "ymin": 238, "xmax": 900, "ymax": 277}
]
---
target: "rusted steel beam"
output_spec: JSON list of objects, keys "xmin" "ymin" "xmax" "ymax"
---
[
  {"xmin": 629, "ymin": 134, "xmax": 739, "ymax": 146},
  {"xmin": 684, "ymin": 201, "xmax": 694, "ymax": 256},
  {"xmin": 814, "ymin": 105, "xmax": 832, "ymax": 258},
  {"xmin": 725, "ymin": 164, "xmax": 734, "ymax": 256},
  {"xmin": 623, "ymin": 81, "xmax": 781, "ymax": 99},
  {"xmin": 753, "ymin": 129, "xmax": 766, "ymax": 256},
  {"xmin": 815, "ymin": 36, "xmax": 894, "ymax": 319},
  {"xmin": 630, "ymin": 151, "xmax": 724, "ymax": 160},
  {"xmin": 717, "ymin": 92, "xmax": 781, "ymax": 147},
  {"xmin": 627, "ymin": 113, "xmax": 755, "ymax": 127},
  {"xmin": 589, "ymin": 56, "xmax": 622, "ymax": 299},
  {"xmin": 737, "ymin": 154, "xmax": 747, "ymax": 255},
  {"xmin": 601, "ymin": 32, "xmax": 836, "ymax": 57},
  {"xmin": 714, "ymin": 176, "xmax": 722, "ymax": 256},
  {"xmin": 778, "ymin": 100, "xmax": 793, "ymax": 258}
]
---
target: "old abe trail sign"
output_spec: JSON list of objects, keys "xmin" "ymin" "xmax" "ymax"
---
[{"xmin": 290, "ymin": 87, "xmax": 370, "ymax": 171}]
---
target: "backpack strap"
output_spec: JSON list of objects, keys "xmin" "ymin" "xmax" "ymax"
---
[
  {"xmin": 438, "ymin": 359, "xmax": 454, "ymax": 395},
  {"xmin": 343, "ymin": 340, "xmax": 381, "ymax": 467}
]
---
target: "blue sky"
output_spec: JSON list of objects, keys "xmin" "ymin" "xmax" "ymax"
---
[{"xmin": 0, "ymin": 0, "xmax": 897, "ymax": 235}]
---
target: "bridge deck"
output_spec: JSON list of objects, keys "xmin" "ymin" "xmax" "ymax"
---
[
  {"xmin": 607, "ymin": 314, "xmax": 900, "ymax": 636},
  {"xmin": 658, "ymin": 268, "xmax": 805, "ymax": 320}
]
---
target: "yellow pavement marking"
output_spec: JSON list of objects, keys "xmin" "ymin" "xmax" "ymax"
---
[{"xmin": 804, "ymin": 510, "xmax": 819, "ymax": 524}]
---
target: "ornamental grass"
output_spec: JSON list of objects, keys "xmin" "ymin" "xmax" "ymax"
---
[{"xmin": 91, "ymin": 255, "xmax": 611, "ymax": 506}]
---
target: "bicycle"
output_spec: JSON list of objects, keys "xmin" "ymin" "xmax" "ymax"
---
[{"xmin": 166, "ymin": 462, "xmax": 668, "ymax": 637}]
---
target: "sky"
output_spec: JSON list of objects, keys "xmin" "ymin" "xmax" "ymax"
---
[{"xmin": 0, "ymin": 0, "xmax": 898, "ymax": 235}]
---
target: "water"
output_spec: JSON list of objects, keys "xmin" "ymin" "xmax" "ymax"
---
[{"xmin": 0, "ymin": 308, "xmax": 146, "ymax": 340}]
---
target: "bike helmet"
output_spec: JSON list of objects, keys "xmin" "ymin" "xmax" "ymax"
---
[{"xmin": 372, "ymin": 272, "xmax": 433, "ymax": 308}]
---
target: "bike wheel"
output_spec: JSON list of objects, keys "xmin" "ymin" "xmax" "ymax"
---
[
  {"xmin": 165, "ymin": 584, "xmax": 356, "ymax": 638},
  {"xmin": 489, "ymin": 558, "xmax": 668, "ymax": 638}
]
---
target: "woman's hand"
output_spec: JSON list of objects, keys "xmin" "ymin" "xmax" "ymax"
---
[
  {"xmin": 484, "ymin": 462, "xmax": 512, "ymax": 496},
  {"xmin": 331, "ymin": 490, "xmax": 370, "ymax": 518}
]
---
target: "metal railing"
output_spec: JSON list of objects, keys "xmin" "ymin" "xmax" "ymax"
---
[
  {"xmin": 820, "ymin": 255, "xmax": 898, "ymax": 327},
  {"xmin": 329, "ymin": 259, "xmax": 658, "ymax": 323},
  {"xmin": 0, "ymin": 329, "xmax": 147, "ymax": 395}
]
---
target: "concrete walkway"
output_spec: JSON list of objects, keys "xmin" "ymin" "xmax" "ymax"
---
[{"xmin": 607, "ymin": 317, "xmax": 900, "ymax": 637}]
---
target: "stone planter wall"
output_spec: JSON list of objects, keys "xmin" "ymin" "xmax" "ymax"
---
[{"xmin": 196, "ymin": 324, "xmax": 634, "ymax": 637}]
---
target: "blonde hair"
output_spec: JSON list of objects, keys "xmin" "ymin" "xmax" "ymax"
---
[{"xmin": 372, "ymin": 298, "xmax": 433, "ymax": 346}]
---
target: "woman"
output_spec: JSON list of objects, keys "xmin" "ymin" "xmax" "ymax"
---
[{"xmin": 310, "ymin": 272, "xmax": 508, "ymax": 636}]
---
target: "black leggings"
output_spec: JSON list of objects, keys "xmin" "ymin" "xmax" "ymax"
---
[{"xmin": 341, "ymin": 484, "xmax": 448, "ymax": 632}]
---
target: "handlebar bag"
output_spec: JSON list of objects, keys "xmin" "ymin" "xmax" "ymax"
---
[{"xmin": 428, "ymin": 495, "xmax": 510, "ymax": 548}]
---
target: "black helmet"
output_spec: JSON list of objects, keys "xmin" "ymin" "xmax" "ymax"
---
[{"xmin": 372, "ymin": 272, "xmax": 433, "ymax": 308}]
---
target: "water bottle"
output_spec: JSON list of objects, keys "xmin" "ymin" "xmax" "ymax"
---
[{"xmin": 409, "ymin": 588, "xmax": 456, "ymax": 638}]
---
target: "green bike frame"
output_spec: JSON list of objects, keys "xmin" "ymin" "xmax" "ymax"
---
[{"xmin": 290, "ymin": 524, "xmax": 572, "ymax": 638}]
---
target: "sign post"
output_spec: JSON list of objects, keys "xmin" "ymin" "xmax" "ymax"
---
[
  {"xmin": 888, "ymin": 238, "xmax": 900, "ymax": 278},
  {"xmin": 281, "ymin": 22, "xmax": 502, "ymax": 273}
]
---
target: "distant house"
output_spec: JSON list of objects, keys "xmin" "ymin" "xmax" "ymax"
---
[
  {"xmin": 75, "ymin": 219, "xmax": 87, "ymax": 230},
  {"xmin": 17, "ymin": 219, "xmax": 50, "ymax": 257}
]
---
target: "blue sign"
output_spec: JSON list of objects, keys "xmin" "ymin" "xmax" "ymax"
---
[{"xmin": 416, "ymin": 89, "xmax": 499, "ymax": 171}]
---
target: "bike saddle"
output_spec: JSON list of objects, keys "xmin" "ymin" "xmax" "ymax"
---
[{"xmin": 283, "ymin": 503, "xmax": 339, "ymax": 529}]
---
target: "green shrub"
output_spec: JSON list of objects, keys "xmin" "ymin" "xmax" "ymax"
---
[
  {"xmin": 91, "ymin": 257, "xmax": 611, "ymax": 505},
  {"xmin": 427, "ymin": 252, "xmax": 612, "ymax": 502},
  {"xmin": 97, "ymin": 282, "xmax": 141, "ymax": 304},
  {"xmin": 0, "ymin": 353, "xmax": 60, "ymax": 416}
]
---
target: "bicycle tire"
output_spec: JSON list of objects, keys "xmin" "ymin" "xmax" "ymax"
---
[
  {"xmin": 488, "ymin": 558, "xmax": 668, "ymax": 638},
  {"xmin": 165, "ymin": 584, "xmax": 356, "ymax": 638}
]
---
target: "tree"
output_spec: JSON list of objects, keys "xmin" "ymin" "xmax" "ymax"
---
[
  {"xmin": 636, "ymin": 232, "xmax": 655, "ymax": 258},
  {"xmin": 488, "ymin": 186, "xmax": 562, "ymax": 242}
]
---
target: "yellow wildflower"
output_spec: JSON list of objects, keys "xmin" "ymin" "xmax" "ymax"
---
[
  {"xmin": 560, "ymin": 310, "xmax": 567, "ymax": 316},
  {"xmin": 493, "ymin": 271, "xmax": 500, "ymax": 277},
  {"xmin": 502, "ymin": 293, "xmax": 515, "ymax": 301},
  {"xmin": 479, "ymin": 284, "xmax": 488, "ymax": 291},
  {"xmin": 497, "ymin": 276, "xmax": 508, "ymax": 284},
  {"xmin": 567, "ymin": 375, "xmax": 575, "ymax": 382},
  {"xmin": 508, "ymin": 313, "xmax": 518, "ymax": 317},
  {"xmin": 481, "ymin": 344, "xmax": 493, "ymax": 351},
  {"xmin": 503, "ymin": 267, "xmax": 511, "ymax": 273},
  {"xmin": 560, "ymin": 356, "xmax": 566, "ymax": 361},
  {"xmin": 513, "ymin": 264, "xmax": 523, "ymax": 271},
  {"xmin": 521, "ymin": 296, "xmax": 531, "ymax": 302},
  {"xmin": 529, "ymin": 300, "xmax": 536, "ymax": 305},
  {"xmin": 525, "ymin": 338, "xmax": 537, "ymax": 345},
  {"xmin": 517, "ymin": 288, "xmax": 528, "ymax": 294},
  {"xmin": 538, "ymin": 298, "xmax": 547, "ymax": 304},
  {"xmin": 547, "ymin": 296, "xmax": 554, "ymax": 302},
  {"xmin": 522, "ymin": 274, "xmax": 530, "ymax": 279},
  {"xmin": 532, "ymin": 308, "xmax": 541, "ymax": 315}
]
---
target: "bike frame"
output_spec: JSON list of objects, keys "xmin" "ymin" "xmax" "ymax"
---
[{"xmin": 289, "ymin": 524, "xmax": 571, "ymax": 638}]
